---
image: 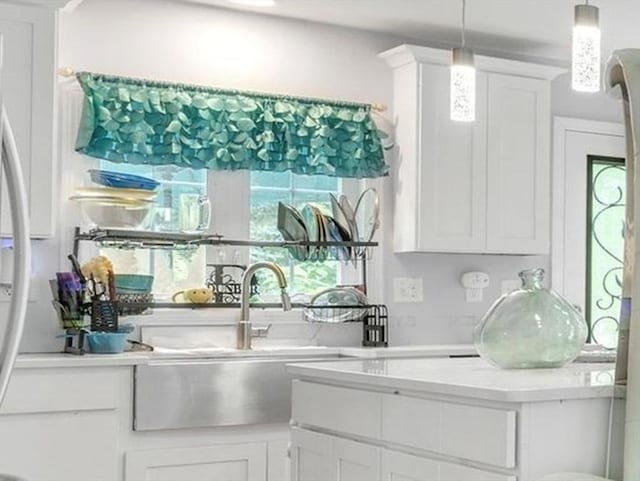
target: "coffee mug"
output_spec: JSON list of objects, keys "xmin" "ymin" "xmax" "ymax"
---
[{"xmin": 172, "ymin": 287, "xmax": 214, "ymax": 304}]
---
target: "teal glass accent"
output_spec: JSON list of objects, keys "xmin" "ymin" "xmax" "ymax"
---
[
  {"xmin": 75, "ymin": 72, "xmax": 390, "ymax": 178},
  {"xmin": 474, "ymin": 268, "xmax": 588, "ymax": 369}
]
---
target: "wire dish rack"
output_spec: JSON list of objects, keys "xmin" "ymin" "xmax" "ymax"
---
[{"xmin": 303, "ymin": 303, "xmax": 388, "ymax": 347}]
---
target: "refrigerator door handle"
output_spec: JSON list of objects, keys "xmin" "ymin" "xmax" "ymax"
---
[{"xmin": 0, "ymin": 103, "xmax": 31, "ymax": 405}]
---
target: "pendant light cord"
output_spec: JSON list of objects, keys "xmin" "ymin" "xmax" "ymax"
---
[{"xmin": 461, "ymin": 0, "xmax": 467, "ymax": 48}]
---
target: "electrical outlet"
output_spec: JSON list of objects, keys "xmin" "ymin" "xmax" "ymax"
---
[
  {"xmin": 393, "ymin": 277, "xmax": 423, "ymax": 303},
  {"xmin": 501, "ymin": 279, "xmax": 521, "ymax": 295},
  {"xmin": 465, "ymin": 288, "xmax": 483, "ymax": 303}
]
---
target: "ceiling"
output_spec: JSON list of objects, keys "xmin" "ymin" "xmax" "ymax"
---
[{"xmin": 180, "ymin": 0, "xmax": 640, "ymax": 64}]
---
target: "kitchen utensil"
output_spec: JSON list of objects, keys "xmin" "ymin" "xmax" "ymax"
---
[
  {"xmin": 326, "ymin": 216, "xmax": 350, "ymax": 261},
  {"xmin": 116, "ymin": 292, "xmax": 154, "ymax": 315},
  {"xmin": 304, "ymin": 287, "xmax": 369, "ymax": 323},
  {"xmin": 70, "ymin": 195, "xmax": 154, "ymax": 229},
  {"xmin": 301, "ymin": 204, "xmax": 320, "ymax": 260},
  {"xmin": 67, "ymin": 254, "xmax": 86, "ymax": 285},
  {"xmin": 339, "ymin": 194, "xmax": 359, "ymax": 249},
  {"xmin": 86, "ymin": 330, "xmax": 130, "ymax": 354},
  {"xmin": 88, "ymin": 169, "xmax": 160, "ymax": 190},
  {"xmin": 74, "ymin": 186, "xmax": 158, "ymax": 201},
  {"xmin": 277, "ymin": 202, "xmax": 308, "ymax": 261},
  {"xmin": 329, "ymin": 193, "xmax": 350, "ymax": 234},
  {"xmin": 179, "ymin": 193, "xmax": 211, "ymax": 233},
  {"xmin": 114, "ymin": 274, "xmax": 154, "ymax": 293},
  {"xmin": 354, "ymin": 187, "xmax": 380, "ymax": 243},
  {"xmin": 172, "ymin": 287, "xmax": 214, "ymax": 304},
  {"xmin": 311, "ymin": 206, "xmax": 329, "ymax": 262}
]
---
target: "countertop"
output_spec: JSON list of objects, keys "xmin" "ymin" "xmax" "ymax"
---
[
  {"xmin": 287, "ymin": 357, "xmax": 616, "ymax": 402},
  {"xmin": 13, "ymin": 344, "xmax": 476, "ymax": 369}
]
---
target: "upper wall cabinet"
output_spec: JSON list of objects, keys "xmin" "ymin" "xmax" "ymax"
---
[
  {"xmin": 0, "ymin": 0, "xmax": 73, "ymax": 238},
  {"xmin": 381, "ymin": 45, "xmax": 564, "ymax": 255}
]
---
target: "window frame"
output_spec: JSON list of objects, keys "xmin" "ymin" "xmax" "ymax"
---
[
  {"xmin": 60, "ymin": 83, "xmax": 384, "ymax": 324},
  {"xmin": 585, "ymin": 154, "xmax": 625, "ymax": 346}
]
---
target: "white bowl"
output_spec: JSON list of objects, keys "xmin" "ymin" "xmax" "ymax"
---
[{"xmin": 71, "ymin": 196, "xmax": 153, "ymax": 229}]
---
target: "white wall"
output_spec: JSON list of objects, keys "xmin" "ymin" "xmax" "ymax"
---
[{"xmin": 10, "ymin": 0, "xmax": 622, "ymax": 352}]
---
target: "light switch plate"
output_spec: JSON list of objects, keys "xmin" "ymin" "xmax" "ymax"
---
[{"xmin": 393, "ymin": 277, "xmax": 423, "ymax": 303}]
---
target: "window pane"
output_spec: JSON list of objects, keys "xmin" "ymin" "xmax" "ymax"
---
[
  {"xmin": 587, "ymin": 157, "xmax": 625, "ymax": 348},
  {"xmin": 250, "ymin": 171, "xmax": 340, "ymax": 301},
  {"xmin": 294, "ymin": 174, "xmax": 338, "ymax": 191},
  {"xmin": 251, "ymin": 171, "xmax": 291, "ymax": 189}
]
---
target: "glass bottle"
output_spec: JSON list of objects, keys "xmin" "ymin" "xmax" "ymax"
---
[{"xmin": 474, "ymin": 268, "xmax": 588, "ymax": 369}]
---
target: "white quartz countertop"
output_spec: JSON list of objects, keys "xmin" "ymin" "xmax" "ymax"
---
[
  {"xmin": 338, "ymin": 344, "xmax": 475, "ymax": 359},
  {"xmin": 13, "ymin": 344, "xmax": 475, "ymax": 369},
  {"xmin": 287, "ymin": 357, "xmax": 616, "ymax": 402}
]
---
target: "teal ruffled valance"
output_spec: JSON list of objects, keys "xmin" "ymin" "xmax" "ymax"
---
[{"xmin": 75, "ymin": 72, "xmax": 389, "ymax": 178}]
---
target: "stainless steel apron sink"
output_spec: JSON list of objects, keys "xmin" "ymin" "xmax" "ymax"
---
[{"xmin": 133, "ymin": 351, "xmax": 340, "ymax": 431}]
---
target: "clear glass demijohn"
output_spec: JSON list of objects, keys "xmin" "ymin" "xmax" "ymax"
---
[{"xmin": 473, "ymin": 268, "xmax": 588, "ymax": 369}]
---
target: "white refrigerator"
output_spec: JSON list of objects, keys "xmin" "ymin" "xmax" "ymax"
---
[{"xmin": 0, "ymin": 35, "xmax": 32, "ymax": 481}]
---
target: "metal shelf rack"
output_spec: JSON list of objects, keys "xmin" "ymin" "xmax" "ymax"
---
[{"xmin": 73, "ymin": 227, "xmax": 378, "ymax": 258}]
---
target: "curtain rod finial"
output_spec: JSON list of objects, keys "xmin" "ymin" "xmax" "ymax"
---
[{"xmin": 58, "ymin": 67, "xmax": 75, "ymax": 78}]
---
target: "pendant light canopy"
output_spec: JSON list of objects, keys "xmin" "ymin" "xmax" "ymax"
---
[
  {"xmin": 572, "ymin": 2, "xmax": 600, "ymax": 92},
  {"xmin": 450, "ymin": 0, "xmax": 475, "ymax": 122}
]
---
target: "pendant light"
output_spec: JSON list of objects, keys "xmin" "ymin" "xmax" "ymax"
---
[
  {"xmin": 572, "ymin": 1, "xmax": 600, "ymax": 92},
  {"xmin": 450, "ymin": 0, "xmax": 475, "ymax": 122}
]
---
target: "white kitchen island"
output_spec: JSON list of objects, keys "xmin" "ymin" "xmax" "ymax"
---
[{"xmin": 287, "ymin": 358, "xmax": 616, "ymax": 481}]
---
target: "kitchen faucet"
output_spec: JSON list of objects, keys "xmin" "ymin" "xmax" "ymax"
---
[{"xmin": 238, "ymin": 262, "xmax": 292, "ymax": 350}]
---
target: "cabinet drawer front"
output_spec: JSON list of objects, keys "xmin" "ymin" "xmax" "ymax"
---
[
  {"xmin": 382, "ymin": 394, "xmax": 516, "ymax": 468},
  {"xmin": 0, "ymin": 368, "xmax": 121, "ymax": 414},
  {"xmin": 292, "ymin": 380, "xmax": 381, "ymax": 439},
  {"xmin": 440, "ymin": 462, "xmax": 516, "ymax": 481}
]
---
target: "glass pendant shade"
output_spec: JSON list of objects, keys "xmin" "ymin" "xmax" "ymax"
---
[
  {"xmin": 474, "ymin": 268, "xmax": 588, "ymax": 369},
  {"xmin": 450, "ymin": 47, "xmax": 476, "ymax": 122},
  {"xmin": 572, "ymin": 4, "xmax": 601, "ymax": 92}
]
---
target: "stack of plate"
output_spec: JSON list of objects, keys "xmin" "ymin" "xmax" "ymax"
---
[
  {"xmin": 70, "ymin": 170, "xmax": 159, "ymax": 230},
  {"xmin": 277, "ymin": 188, "xmax": 380, "ymax": 262}
]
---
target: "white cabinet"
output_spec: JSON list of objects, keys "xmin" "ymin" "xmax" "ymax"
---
[
  {"xmin": 381, "ymin": 44, "xmax": 563, "ymax": 255},
  {"xmin": 0, "ymin": 367, "xmax": 122, "ymax": 481},
  {"xmin": 486, "ymin": 74, "xmax": 551, "ymax": 254},
  {"xmin": 290, "ymin": 378, "xmax": 611, "ymax": 481},
  {"xmin": 0, "ymin": 0, "xmax": 65, "ymax": 238},
  {"xmin": 125, "ymin": 443, "xmax": 268, "ymax": 481},
  {"xmin": 291, "ymin": 428, "xmax": 379, "ymax": 481}
]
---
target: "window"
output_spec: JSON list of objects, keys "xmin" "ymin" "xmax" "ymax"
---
[
  {"xmin": 586, "ymin": 155, "xmax": 625, "ymax": 348},
  {"xmin": 249, "ymin": 171, "xmax": 341, "ymax": 300},
  {"xmin": 98, "ymin": 161, "xmax": 208, "ymax": 300}
]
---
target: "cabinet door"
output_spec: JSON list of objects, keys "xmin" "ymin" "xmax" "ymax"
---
[
  {"xmin": 125, "ymin": 442, "xmax": 267, "ymax": 481},
  {"xmin": 486, "ymin": 73, "xmax": 550, "ymax": 254},
  {"xmin": 0, "ymin": 410, "xmax": 119, "ymax": 481},
  {"xmin": 380, "ymin": 449, "xmax": 438, "ymax": 481},
  {"xmin": 333, "ymin": 436, "xmax": 379, "ymax": 481},
  {"xmin": 291, "ymin": 428, "xmax": 332, "ymax": 481},
  {"xmin": 416, "ymin": 62, "xmax": 488, "ymax": 252},
  {"xmin": 0, "ymin": 2, "xmax": 56, "ymax": 238}
]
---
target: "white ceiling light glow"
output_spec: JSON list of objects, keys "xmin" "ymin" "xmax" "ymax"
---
[
  {"xmin": 450, "ymin": 0, "xmax": 475, "ymax": 122},
  {"xmin": 572, "ymin": 1, "xmax": 601, "ymax": 92}
]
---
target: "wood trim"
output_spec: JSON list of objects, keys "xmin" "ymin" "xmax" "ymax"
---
[
  {"xmin": 551, "ymin": 116, "xmax": 625, "ymax": 297},
  {"xmin": 379, "ymin": 44, "xmax": 566, "ymax": 80}
]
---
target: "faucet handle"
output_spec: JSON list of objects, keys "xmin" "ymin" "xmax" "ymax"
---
[{"xmin": 252, "ymin": 323, "xmax": 272, "ymax": 338}]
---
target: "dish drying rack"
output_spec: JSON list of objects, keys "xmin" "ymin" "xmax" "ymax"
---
[
  {"xmin": 73, "ymin": 227, "xmax": 377, "ymax": 258},
  {"xmin": 304, "ymin": 303, "xmax": 388, "ymax": 347},
  {"xmin": 72, "ymin": 226, "xmax": 377, "ymax": 304},
  {"xmin": 71, "ymin": 227, "xmax": 387, "ymax": 347}
]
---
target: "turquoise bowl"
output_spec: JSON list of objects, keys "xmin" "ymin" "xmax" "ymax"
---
[
  {"xmin": 86, "ymin": 331, "xmax": 129, "ymax": 354},
  {"xmin": 114, "ymin": 274, "xmax": 153, "ymax": 293}
]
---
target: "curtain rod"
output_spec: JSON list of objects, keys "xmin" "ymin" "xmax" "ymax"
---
[{"xmin": 57, "ymin": 67, "xmax": 388, "ymax": 113}]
